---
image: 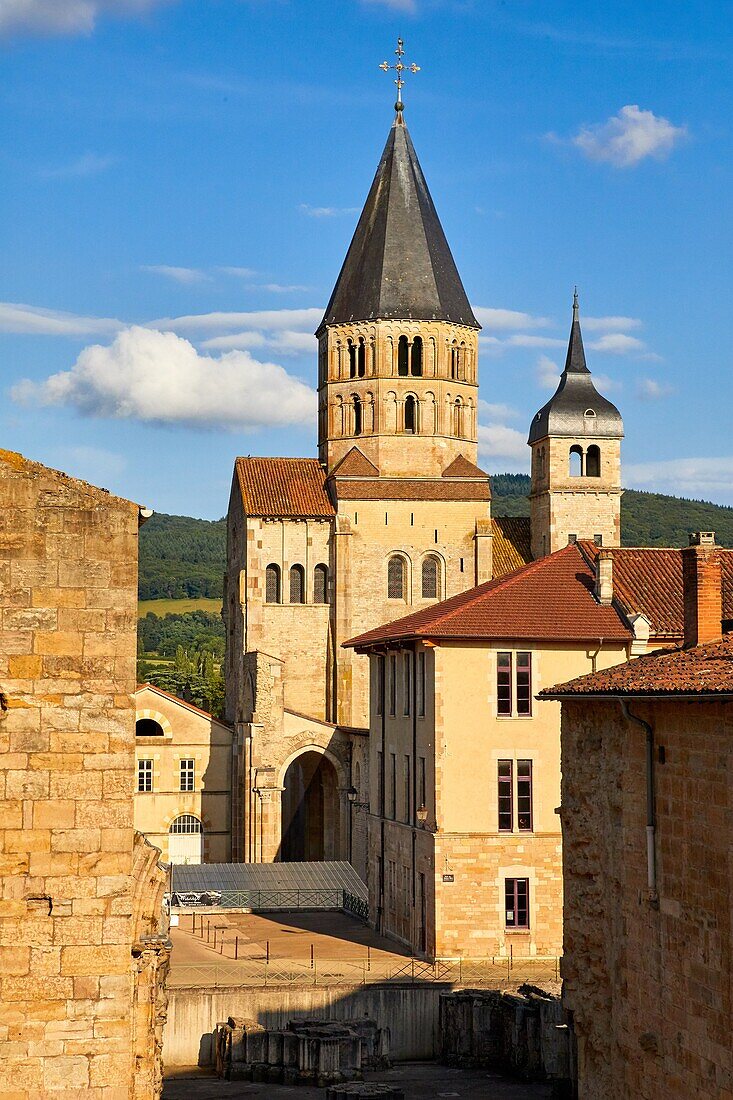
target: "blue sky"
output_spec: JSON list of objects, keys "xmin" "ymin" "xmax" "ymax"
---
[{"xmin": 2, "ymin": 0, "xmax": 733, "ymax": 518}]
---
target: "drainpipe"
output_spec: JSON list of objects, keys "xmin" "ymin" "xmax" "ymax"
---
[{"xmin": 619, "ymin": 699, "xmax": 657, "ymax": 901}]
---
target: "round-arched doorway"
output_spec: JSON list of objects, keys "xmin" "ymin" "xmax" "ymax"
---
[
  {"xmin": 280, "ymin": 751, "xmax": 338, "ymax": 862},
  {"xmin": 168, "ymin": 814, "xmax": 203, "ymax": 865}
]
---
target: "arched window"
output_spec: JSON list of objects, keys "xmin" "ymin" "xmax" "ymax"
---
[
  {"xmin": 452, "ymin": 399, "xmax": 462, "ymax": 437},
  {"xmin": 348, "ymin": 340, "xmax": 357, "ymax": 379},
  {"xmin": 313, "ymin": 564, "xmax": 329, "ymax": 604},
  {"xmin": 387, "ymin": 556, "xmax": 407, "ymax": 600},
  {"xmin": 569, "ymin": 446, "xmax": 583, "ymax": 477},
  {"xmin": 357, "ymin": 337, "xmax": 366, "ymax": 378},
  {"xmin": 585, "ymin": 444, "xmax": 600, "ymax": 477},
  {"xmin": 404, "ymin": 395, "xmax": 417, "ymax": 433},
  {"xmin": 136, "ymin": 718, "xmax": 164, "ymax": 737},
  {"xmin": 421, "ymin": 556, "xmax": 440, "ymax": 599},
  {"xmin": 411, "ymin": 336, "xmax": 423, "ymax": 376},
  {"xmin": 265, "ymin": 563, "xmax": 281, "ymax": 604},
  {"xmin": 459, "ymin": 342, "xmax": 466, "ymax": 380},
  {"xmin": 169, "ymin": 814, "xmax": 202, "ymax": 834},
  {"xmin": 353, "ymin": 395, "xmax": 362, "ymax": 436},
  {"xmin": 398, "ymin": 335, "xmax": 409, "ymax": 376},
  {"xmin": 584, "ymin": 408, "xmax": 596, "ymax": 419},
  {"xmin": 289, "ymin": 564, "xmax": 305, "ymax": 604}
]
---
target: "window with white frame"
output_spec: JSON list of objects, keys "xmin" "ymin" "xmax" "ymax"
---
[
  {"xmin": 179, "ymin": 758, "xmax": 195, "ymax": 792},
  {"xmin": 497, "ymin": 759, "xmax": 533, "ymax": 832},
  {"xmin": 137, "ymin": 759, "xmax": 153, "ymax": 793}
]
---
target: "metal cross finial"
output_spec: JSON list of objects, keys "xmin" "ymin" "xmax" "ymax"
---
[
  {"xmin": 379, "ymin": 37, "xmax": 420, "ymax": 113},
  {"xmin": 573, "ymin": 287, "xmax": 580, "ymax": 317}
]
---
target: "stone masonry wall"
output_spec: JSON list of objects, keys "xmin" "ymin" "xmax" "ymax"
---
[
  {"xmin": 561, "ymin": 697, "xmax": 732, "ymax": 1099},
  {"xmin": 0, "ymin": 450, "xmax": 168, "ymax": 1099}
]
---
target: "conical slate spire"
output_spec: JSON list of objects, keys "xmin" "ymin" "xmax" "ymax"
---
[
  {"xmin": 564, "ymin": 288, "xmax": 590, "ymax": 374},
  {"xmin": 318, "ymin": 115, "xmax": 479, "ymax": 333},
  {"xmin": 528, "ymin": 292, "xmax": 623, "ymax": 444}
]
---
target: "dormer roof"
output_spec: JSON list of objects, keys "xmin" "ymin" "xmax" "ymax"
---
[{"xmin": 317, "ymin": 115, "xmax": 479, "ymax": 334}]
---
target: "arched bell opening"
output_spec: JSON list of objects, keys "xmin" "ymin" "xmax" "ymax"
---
[{"xmin": 280, "ymin": 751, "xmax": 339, "ymax": 862}]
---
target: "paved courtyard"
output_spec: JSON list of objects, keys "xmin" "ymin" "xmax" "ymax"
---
[{"xmin": 163, "ymin": 1062, "xmax": 553, "ymax": 1099}]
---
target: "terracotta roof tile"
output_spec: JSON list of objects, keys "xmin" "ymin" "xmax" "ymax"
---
[
  {"xmin": 542, "ymin": 633, "xmax": 733, "ymax": 698},
  {"xmin": 442, "ymin": 455, "xmax": 489, "ymax": 479},
  {"xmin": 235, "ymin": 457, "xmax": 335, "ymax": 518},
  {"xmin": 336, "ymin": 479, "xmax": 491, "ymax": 502},
  {"xmin": 330, "ymin": 447, "xmax": 380, "ymax": 477},
  {"xmin": 492, "ymin": 516, "xmax": 532, "ymax": 578},
  {"xmin": 346, "ymin": 543, "xmax": 631, "ymax": 649},
  {"xmin": 579, "ymin": 542, "xmax": 733, "ymax": 640}
]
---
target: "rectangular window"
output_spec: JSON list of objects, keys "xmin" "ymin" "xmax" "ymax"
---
[
  {"xmin": 376, "ymin": 655, "xmax": 385, "ymax": 717},
  {"xmin": 389, "ymin": 654, "xmax": 397, "ymax": 716},
  {"xmin": 404, "ymin": 755, "xmax": 411, "ymax": 823},
  {"xmin": 517, "ymin": 760, "xmax": 533, "ymax": 831},
  {"xmin": 418, "ymin": 756, "xmax": 426, "ymax": 810},
  {"xmin": 180, "ymin": 758, "xmax": 195, "ymax": 792},
  {"xmin": 137, "ymin": 759, "xmax": 153, "ymax": 793},
  {"xmin": 390, "ymin": 753, "xmax": 397, "ymax": 819},
  {"xmin": 516, "ymin": 652, "xmax": 532, "ymax": 716},
  {"xmin": 498, "ymin": 760, "xmax": 513, "ymax": 831},
  {"xmin": 505, "ymin": 878, "xmax": 530, "ymax": 929},
  {"xmin": 417, "ymin": 652, "xmax": 426, "ymax": 717},
  {"xmin": 403, "ymin": 652, "xmax": 412, "ymax": 716},
  {"xmin": 497, "ymin": 652, "xmax": 512, "ymax": 716}
]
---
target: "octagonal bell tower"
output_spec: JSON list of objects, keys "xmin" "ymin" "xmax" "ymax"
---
[{"xmin": 316, "ymin": 108, "xmax": 481, "ymax": 478}]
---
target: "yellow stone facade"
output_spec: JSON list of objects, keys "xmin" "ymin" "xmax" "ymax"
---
[
  {"xmin": 134, "ymin": 684, "xmax": 233, "ymax": 864},
  {"xmin": 0, "ymin": 450, "xmax": 169, "ymax": 1099}
]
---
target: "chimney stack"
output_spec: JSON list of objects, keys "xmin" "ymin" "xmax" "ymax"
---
[
  {"xmin": 681, "ymin": 532, "xmax": 722, "ymax": 648},
  {"xmin": 595, "ymin": 549, "xmax": 613, "ymax": 606}
]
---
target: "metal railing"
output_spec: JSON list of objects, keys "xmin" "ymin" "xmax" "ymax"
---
[
  {"xmin": 168, "ymin": 953, "xmax": 562, "ymax": 989},
  {"xmin": 171, "ymin": 887, "xmax": 369, "ymax": 920}
]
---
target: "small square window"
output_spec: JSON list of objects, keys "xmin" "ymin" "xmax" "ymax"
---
[
  {"xmin": 568, "ymin": 534, "xmax": 578, "ymax": 545},
  {"xmin": 594, "ymin": 534, "xmax": 603, "ymax": 546}
]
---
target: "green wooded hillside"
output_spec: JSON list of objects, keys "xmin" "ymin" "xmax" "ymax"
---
[
  {"xmin": 137, "ymin": 483, "xmax": 733, "ymax": 600},
  {"xmin": 491, "ymin": 474, "xmax": 733, "ymax": 547},
  {"xmin": 138, "ymin": 512, "xmax": 226, "ymax": 599}
]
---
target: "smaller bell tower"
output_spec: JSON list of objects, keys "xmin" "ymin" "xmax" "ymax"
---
[{"xmin": 528, "ymin": 293, "xmax": 624, "ymax": 558}]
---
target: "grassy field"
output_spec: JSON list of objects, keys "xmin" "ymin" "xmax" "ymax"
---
[{"xmin": 137, "ymin": 597, "xmax": 223, "ymax": 618}]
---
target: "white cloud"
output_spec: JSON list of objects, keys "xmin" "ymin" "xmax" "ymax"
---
[
  {"xmin": 361, "ymin": 0, "xmax": 416, "ymax": 10},
  {"xmin": 636, "ymin": 377, "xmax": 673, "ymax": 401},
  {"xmin": 571, "ymin": 105, "xmax": 687, "ymax": 168},
  {"xmin": 218, "ymin": 266, "xmax": 258, "ymax": 279},
  {"xmin": 201, "ymin": 332, "xmax": 268, "ymax": 351},
  {"xmin": 0, "ymin": 0, "xmax": 174, "ymax": 37},
  {"xmin": 473, "ymin": 307, "xmax": 549, "ymax": 331},
  {"xmin": 299, "ymin": 204, "xmax": 360, "ymax": 218},
  {"xmin": 593, "ymin": 373, "xmax": 622, "ymax": 394},
  {"xmin": 141, "ymin": 265, "xmax": 210, "ymax": 285},
  {"xmin": 582, "ymin": 315, "xmax": 642, "ymax": 333},
  {"xmin": 536, "ymin": 354, "xmax": 560, "ymax": 390},
  {"xmin": 505, "ymin": 334, "xmax": 566, "ymax": 349},
  {"xmin": 478, "ymin": 400, "xmax": 519, "ymax": 421},
  {"xmin": 151, "ymin": 307, "xmax": 323, "ymax": 334},
  {"xmin": 11, "ymin": 326, "xmax": 315, "ymax": 430},
  {"xmin": 0, "ymin": 301, "xmax": 122, "ymax": 337},
  {"xmin": 260, "ymin": 283, "xmax": 312, "ymax": 294},
  {"xmin": 588, "ymin": 333, "xmax": 647, "ymax": 354},
  {"xmin": 478, "ymin": 423, "xmax": 529, "ymax": 469},
  {"xmin": 625, "ymin": 457, "xmax": 733, "ymax": 501},
  {"xmin": 40, "ymin": 152, "xmax": 116, "ymax": 179}
]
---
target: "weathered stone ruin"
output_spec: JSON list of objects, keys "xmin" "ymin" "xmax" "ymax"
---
[
  {"xmin": 440, "ymin": 986, "xmax": 575, "ymax": 1095},
  {"xmin": 326, "ymin": 1086, "xmax": 404, "ymax": 1099},
  {"xmin": 214, "ymin": 1016, "xmax": 390, "ymax": 1087}
]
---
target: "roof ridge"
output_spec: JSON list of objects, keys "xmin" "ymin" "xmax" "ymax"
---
[{"xmin": 236, "ymin": 455, "xmax": 321, "ymax": 464}]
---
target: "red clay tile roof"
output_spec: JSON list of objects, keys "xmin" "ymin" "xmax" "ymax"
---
[
  {"xmin": 345, "ymin": 543, "xmax": 631, "ymax": 649},
  {"xmin": 579, "ymin": 542, "xmax": 733, "ymax": 641},
  {"xmin": 336, "ymin": 479, "xmax": 491, "ymax": 501},
  {"xmin": 541, "ymin": 634, "xmax": 733, "ymax": 697},
  {"xmin": 492, "ymin": 516, "xmax": 532, "ymax": 578},
  {"xmin": 330, "ymin": 447, "xmax": 380, "ymax": 477},
  {"xmin": 235, "ymin": 457, "xmax": 335, "ymax": 518},
  {"xmin": 442, "ymin": 455, "xmax": 489, "ymax": 479}
]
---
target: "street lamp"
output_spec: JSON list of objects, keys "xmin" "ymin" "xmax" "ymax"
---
[{"xmin": 416, "ymin": 804, "xmax": 428, "ymax": 826}]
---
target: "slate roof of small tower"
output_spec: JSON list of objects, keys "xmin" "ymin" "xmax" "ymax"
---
[
  {"xmin": 318, "ymin": 113, "xmax": 479, "ymax": 333},
  {"xmin": 528, "ymin": 293, "xmax": 624, "ymax": 444}
]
